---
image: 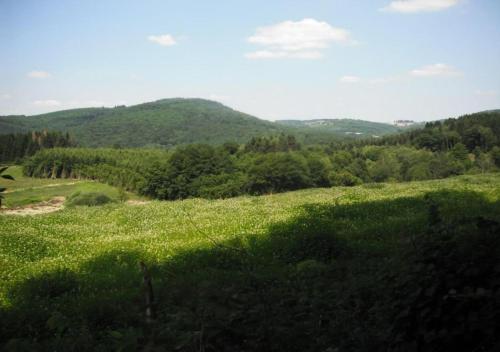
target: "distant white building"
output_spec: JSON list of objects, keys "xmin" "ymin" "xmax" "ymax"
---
[{"xmin": 394, "ymin": 120, "xmax": 415, "ymax": 127}]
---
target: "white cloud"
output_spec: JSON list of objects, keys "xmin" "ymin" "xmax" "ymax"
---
[
  {"xmin": 382, "ymin": 0, "xmax": 459, "ymax": 13},
  {"xmin": 339, "ymin": 75, "xmax": 361, "ymax": 83},
  {"xmin": 246, "ymin": 18, "xmax": 352, "ymax": 60},
  {"xmin": 410, "ymin": 63, "xmax": 461, "ymax": 77},
  {"xmin": 27, "ymin": 70, "xmax": 51, "ymax": 79},
  {"xmin": 1, "ymin": 93, "xmax": 11, "ymax": 100},
  {"xmin": 148, "ymin": 34, "xmax": 177, "ymax": 46},
  {"xmin": 33, "ymin": 99, "xmax": 61, "ymax": 107}
]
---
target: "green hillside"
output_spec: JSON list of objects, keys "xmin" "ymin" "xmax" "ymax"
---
[
  {"xmin": 277, "ymin": 118, "xmax": 404, "ymax": 137},
  {"xmin": 0, "ymin": 99, "xmax": 424, "ymax": 147},
  {"xmin": 0, "ymin": 99, "xmax": 288, "ymax": 147}
]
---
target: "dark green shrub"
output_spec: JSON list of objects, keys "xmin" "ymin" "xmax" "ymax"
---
[
  {"xmin": 247, "ymin": 153, "xmax": 312, "ymax": 194},
  {"xmin": 329, "ymin": 170, "xmax": 362, "ymax": 187},
  {"xmin": 65, "ymin": 192, "xmax": 113, "ymax": 207}
]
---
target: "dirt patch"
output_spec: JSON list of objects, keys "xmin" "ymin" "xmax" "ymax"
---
[
  {"xmin": 1, "ymin": 197, "xmax": 66, "ymax": 216},
  {"xmin": 126, "ymin": 200, "xmax": 151, "ymax": 206}
]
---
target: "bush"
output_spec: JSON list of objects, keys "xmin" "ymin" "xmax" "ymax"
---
[
  {"xmin": 195, "ymin": 172, "xmax": 248, "ymax": 199},
  {"xmin": 329, "ymin": 170, "xmax": 362, "ymax": 187},
  {"xmin": 247, "ymin": 153, "xmax": 312, "ymax": 194},
  {"xmin": 65, "ymin": 192, "xmax": 114, "ymax": 207},
  {"xmin": 295, "ymin": 259, "xmax": 329, "ymax": 277}
]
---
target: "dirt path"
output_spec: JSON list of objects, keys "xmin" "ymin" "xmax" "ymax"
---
[
  {"xmin": 1, "ymin": 197, "xmax": 66, "ymax": 216},
  {"xmin": 126, "ymin": 199, "xmax": 151, "ymax": 206}
]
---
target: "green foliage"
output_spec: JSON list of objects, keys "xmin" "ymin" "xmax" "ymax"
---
[
  {"xmin": 0, "ymin": 166, "xmax": 14, "ymax": 208},
  {"xmin": 247, "ymin": 153, "xmax": 312, "ymax": 194},
  {"xmin": 244, "ymin": 134, "xmax": 301, "ymax": 153},
  {"xmin": 389, "ymin": 195, "xmax": 500, "ymax": 351},
  {"xmin": 367, "ymin": 153, "xmax": 401, "ymax": 182},
  {"xmin": 1, "ymin": 167, "xmax": 126, "ymax": 208},
  {"xmin": 450, "ymin": 142, "xmax": 469, "ymax": 161},
  {"xmin": 1, "ymin": 176, "xmax": 499, "ymax": 351},
  {"xmin": 65, "ymin": 191, "xmax": 114, "ymax": 207},
  {"xmin": 19, "ymin": 109, "xmax": 500, "ymax": 201},
  {"xmin": 1, "ymin": 99, "xmax": 415, "ymax": 148},
  {"xmin": 117, "ymin": 187, "xmax": 128, "ymax": 202},
  {"xmin": 0, "ymin": 130, "xmax": 74, "ymax": 163},
  {"xmin": 295, "ymin": 259, "xmax": 329, "ymax": 277},
  {"xmin": 195, "ymin": 172, "xmax": 249, "ymax": 199},
  {"xmin": 277, "ymin": 118, "xmax": 404, "ymax": 138},
  {"xmin": 463, "ymin": 125, "xmax": 497, "ymax": 151},
  {"xmin": 0, "ymin": 99, "xmax": 300, "ymax": 148},
  {"xmin": 329, "ymin": 170, "xmax": 362, "ymax": 186},
  {"xmin": 24, "ymin": 147, "xmax": 168, "ymax": 192},
  {"xmin": 142, "ymin": 144, "xmax": 234, "ymax": 199},
  {"xmin": 356, "ymin": 110, "xmax": 500, "ymax": 154},
  {"xmin": 24, "ymin": 137, "xmax": 499, "ymax": 201},
  {"xmin": 491, "ymin": 146, "xmax": 500, "ymax": 167}
]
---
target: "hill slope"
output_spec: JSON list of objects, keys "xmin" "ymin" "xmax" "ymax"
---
[
  {"xmin": 1, "ymin": 173, "xmax": 499, "ymax": 350},
  {"xmin": 0, "ymin": 99, "xmax": 287, "ymax": 147},
  {"xmin": 0, "ymin": 99, "xmax": 412, "ymax": 147},
  {"xmin": 276, "ymin": 118, "xmax": 404, "ymax": 138}
]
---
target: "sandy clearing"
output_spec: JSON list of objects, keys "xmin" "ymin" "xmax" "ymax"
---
[
  {"xmin": 1, "ymin": 197, "xmax": 66, "ymax": 216},
  {"xmin": 126, "ymin": 199, "xmax": 151, "ymax": 206}
]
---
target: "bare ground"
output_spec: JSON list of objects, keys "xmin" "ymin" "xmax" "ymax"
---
[
  {"xmin": 1, "ymin": 197, "xmax": 66, "ymax": 216},
  {"xmin": 126, "ymin": 199, "xmax": 151, "ymax": 206}
]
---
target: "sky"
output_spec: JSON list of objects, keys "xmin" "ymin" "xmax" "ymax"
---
[{"xmin": 0, "ymin": 0, "xmax": 499, "ymax": 122}]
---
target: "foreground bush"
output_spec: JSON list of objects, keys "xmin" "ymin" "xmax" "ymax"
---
[{"xmin": 65, "ymin": 192, "xmax": 114, "ymax": 207}]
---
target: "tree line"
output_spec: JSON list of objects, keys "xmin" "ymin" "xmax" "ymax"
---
[
  {"xmin": 23, "ymin": 148, "xmax": 169, "ymax": 191},
  {"xmin": 0, "ymin": 130, "xmax": 74, "ymax": 163},
  {"xmin": 23, "ymin": 129, "xmax": 500, "ymax": 200},
  {"xmin": 353, "ymin": 111, "xmax": 499, "ymax": 152}
]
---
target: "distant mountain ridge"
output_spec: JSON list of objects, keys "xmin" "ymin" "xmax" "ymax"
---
[
  {"xmin": 276, "ymin": 118, "xmax": 404, "ymax": 138},
  {"xmin": 0, "ymin": 98, "xmax": 411, "ymax": 147}
]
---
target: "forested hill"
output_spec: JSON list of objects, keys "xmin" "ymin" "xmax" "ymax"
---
[
  {"xmin": 0, "ymin": 98, "xmax": 409, "ymax": 147},
  {"xmin": 276, "ymin": 118, "xmax": 405, "ymax": 137},
  {"xmin": 0, "ymin": 99, "xmax": 290, "ymax": 147},
  {"xmin": 358, "ymin": 110, "xmax": 500, "ymax": 151}
]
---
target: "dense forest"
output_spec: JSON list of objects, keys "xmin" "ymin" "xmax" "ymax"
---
[
  {"xmin": 23, "ymin": 111, "xmax": 500, "ymax": 200},
  {"xmin": 356, "ymin": 110, "xmax": 500, "ymax": 151},
  {"xmin": 23, "ymin": 148, "xmax": 168, "ymax": 191},
  {"xmin": 0, "ymin": 98, "xmax": 403, "ymax": 147},
  {"xmin": 276, "ymin": 118, "xmax": 414, "ymax": 136},
  {"xmin": 0, "ymin": 130, "xmax": 74, "ymax": 163}
]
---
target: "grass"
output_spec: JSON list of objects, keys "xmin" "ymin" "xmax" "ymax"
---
[
  {"xmin": 1, "ymin": 165, "xmax": 77, "ymax": 191},
  {"xmin": 1, "ymin": 172, "xmax": 499, "ymax": 350},
  {"xmin": 0, "ymin": 165, "xmax": 139, "ymax": 208}
]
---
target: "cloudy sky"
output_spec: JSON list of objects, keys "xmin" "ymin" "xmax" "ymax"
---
[{"xmin": 0, "ymin": 0, "xmax": 499, "ymax": 122}]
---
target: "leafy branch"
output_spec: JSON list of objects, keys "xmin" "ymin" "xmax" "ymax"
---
[{"xmin": 0, "ymin": 166, "xmax": 15, "ymax": 209}]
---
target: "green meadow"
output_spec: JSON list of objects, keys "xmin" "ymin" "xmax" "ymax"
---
[
  {"xmin": 1, "ymin": 169, "xmax": 499, "ymax": 351},
  {"xmin": 1, "ymin": 166, "xmax": 138, "ymax": 208}
]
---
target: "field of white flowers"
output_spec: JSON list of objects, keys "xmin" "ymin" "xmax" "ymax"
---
[{"xmin": 1, "ymin": 172, "xmax": 499, "ymax": 307}]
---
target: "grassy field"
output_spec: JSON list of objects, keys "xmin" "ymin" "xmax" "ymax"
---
[
  {"xmin": 1, "ymin": 166, "xmax": 139, "ymax": 208},
  {"xmin": 1, "ymin": 171, "xmax": 499, "ymax": 350}
]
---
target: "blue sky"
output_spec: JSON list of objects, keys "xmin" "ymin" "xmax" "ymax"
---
[{"xmin": 0, "ymin": 0, "xmax": 499, "ymax": 122}]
